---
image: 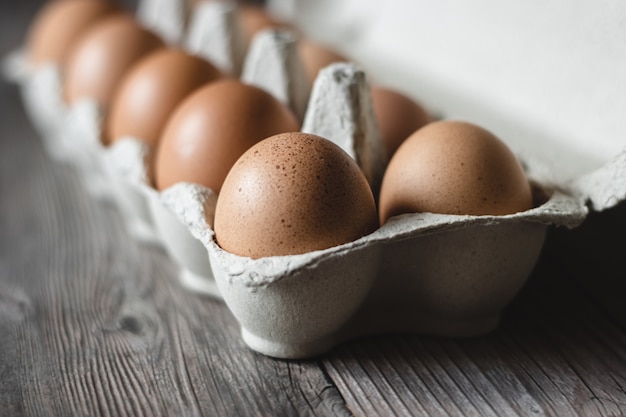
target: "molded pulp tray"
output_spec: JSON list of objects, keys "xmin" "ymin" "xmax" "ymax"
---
[{"xmin": 4, "ymin": 0, "xmax": 625, "ymax": 359}]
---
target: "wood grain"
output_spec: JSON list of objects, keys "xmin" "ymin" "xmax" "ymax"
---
[{"xmin": 2, "ymin": 1, "xmax": 626, "ymax": 416}]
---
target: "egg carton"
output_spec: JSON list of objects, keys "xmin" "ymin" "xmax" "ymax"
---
[
  {"xmin": 103, "ymin": 58, "xmax": 590, "ymax": 358},
  {"xmin": 4, "ymin": 0, "xmax": 626, "ymax": 359}
]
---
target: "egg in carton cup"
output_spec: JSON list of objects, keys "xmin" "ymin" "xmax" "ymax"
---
[{"xmin": 0, "ymin": 0, "xmax": 235, "ymax": 203}]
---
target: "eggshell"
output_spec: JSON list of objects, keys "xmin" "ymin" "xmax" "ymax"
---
[
  {"xmin": 378, "ymin": 120, "xmax": 534, "ymax": 223},
  {"xmin": 63, "ymin": 14, "xmax": 165, "ymax": 107},
  {"xmin": 214, "ymin": 132, "xmax": 379, "ymax": 259},
  {"xmin": 105, "ymin": 48, "xmax": 222, "ymax": 148},
  {"xmin": 370, "ymin": 86, "xmax": 432, "ymax": 159},
  {"xmin": 155, "ymin": 78, "xmax": 300, "ymax": 193},
  {"xmin": 297, "ymin": 39, "xmax": 347, "ymax": 87},
  {"xmin": 26, "ymin": 0, "xmax": 120, "ymax": 68}
]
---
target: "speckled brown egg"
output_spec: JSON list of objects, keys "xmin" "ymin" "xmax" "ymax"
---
[
  {"xmin": 63, "ymin": 14, "xmax": 165, "ymax": 107},
  {"xmin": 297, "ymin": 39, "xmax": 347, "ymax": 87},
  {"xmin": 370, "ymin": 86, "xmax": 432, "ymax": 160},
  {"xmin": 26, "ymin": 0, "xmax": 120, "ymax": 68},
  {"xmin": 214, "ymin": 132, "xmax": 379, "ymax": 259},
  {"xmin": 105, "ymin": 48, "xmax": 222, "ymax": 147},
  {"xmin": 378, "ymin": 120, "xmax": 533, "ymax": 224},
  {"xmin": 155, "ymin": 79, "xmax": 300, "ymax": 193}
]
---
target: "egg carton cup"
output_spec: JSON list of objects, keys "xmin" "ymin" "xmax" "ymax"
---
[
  {"xmin": 147, "ymin": 182, "xmax": 219, "ymax": 296},
  {"xmin": 101, "ymin": 138, "xmax": 163, "ymax": 246},
  {"xmin": 2, "ymin": 52, "xmax": 117, "ymax": 202},
  {"xmin": 2, "ymin": 49, "xmax": 68, "ymax": 162},
  {"xmin": 99, "ymin": 132, "xmax": 219, "ymax": 294}
]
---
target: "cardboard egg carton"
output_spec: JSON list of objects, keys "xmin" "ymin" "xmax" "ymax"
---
[{"xmin": 4, "ymin": 0, "xmax": 625, "ymax": 359}]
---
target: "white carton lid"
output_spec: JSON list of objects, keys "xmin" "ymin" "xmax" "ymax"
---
[{"xmin": 275, "ymin": 0, "xmax": 626, "ymax": 198}]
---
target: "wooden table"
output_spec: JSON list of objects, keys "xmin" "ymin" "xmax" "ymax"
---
[{"xmin": 2, "ymin": 2, "xmax": 626, "ymax": 416}]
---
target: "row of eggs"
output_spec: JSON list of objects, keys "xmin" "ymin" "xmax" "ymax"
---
[{"xmin": 25, "ymin": 0, "xmax": 534, "ymax": 260}]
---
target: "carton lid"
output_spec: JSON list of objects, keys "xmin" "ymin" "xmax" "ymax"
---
[{"xmin": 278, "ymin": 0, "xmax": 626, "ymax": 210}]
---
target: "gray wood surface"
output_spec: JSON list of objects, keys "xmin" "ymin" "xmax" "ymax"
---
[{"xmin": 2, "ymin": 1, "xmax": 626, "ymax": 416}]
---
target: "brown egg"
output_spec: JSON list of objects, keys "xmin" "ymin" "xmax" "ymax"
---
[
  {"xmin": 370, "ymin": 86, "xmax": 432, "ymax": 159},
  {"xmin": 105, "ymin": 48, "xmax": 222, "ymax": 147},
  {"xmin": 63, "ymin": 14, "xmax": 165, "ymax": 107},
  {"xmin": 155, "ymin": 79, "xmax": 300, "ymax": 193},
  {"xmin": 378, "ymin": 121, "xmax": 533, "ymax": 224},
  {"xmin": 26, "ymin": 0, "xmax": 120, "ymax": 68},
  {"xmin": 297, "ymin": 39, "xmax": 347, "ymax": 86},
  {"xmin": 214, "ymin": 132, "xmax": 379, "ymax": 259}
]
